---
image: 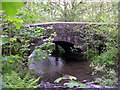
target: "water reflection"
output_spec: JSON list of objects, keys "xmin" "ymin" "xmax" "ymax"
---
[
  {"xmin": 29, "ymin": 55, "xmax": 64, "ymax": 74},
  {"xmin": 28, "ymin": 51, "xmax": 93, "ymax": 82}
]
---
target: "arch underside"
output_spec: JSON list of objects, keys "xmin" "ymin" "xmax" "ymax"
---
[{"xmin": 53, "ymin": 41, "xmax": 83, "ymax": 53}]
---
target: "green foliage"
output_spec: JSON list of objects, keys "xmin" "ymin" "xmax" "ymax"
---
[
  {"xmin": 1, "ymin": 1, "xmax": 24, "ymax": 29},
  {"xmin": 64, "ymin": 81, "xmax": 87, "ymax": 88},
  {"xmin": 54, "ymin": 75, "xmax": 87, "ymax": 88},
  {"xmin": 90, "ymin": 47, "xmax": 118, "ymax": 66},
  {"xmin": 30, "ymin": 49, "xmax": 48, "ymax": 61},
  {"xmin": 90, "ymin": 60, "xmax": 118, "ymax": 87},
  {"xmin": 0, "ymin": 38, "xmax": 8, "ymax": 45},
  {"xmin": 3, "ymin": 71, "xmax": 41, "ymax": 88},
  {"xmin": 18, "ymin": 2, "xmax": 54, "ymax": 24},
  {"xmin": 1, "ymin": 1, "xmax": 24, "ymax": 16},
  {"xmin": 0, "ymin": 77, "xmax": 8, "ymax": 88},
  {"xmin": 18, "ymin": 1, "xmax": 118, "ymax": 23},
  {"xmin": 54, "ymin": 75, "xmax": 77, "ymax": 83},
  {"xmin": 1, "ymin": 2, "xmax": 55, "ymax": 88},
  {"xmin": 95, "ymin": 69, "xmax": 118, "ymax": 87}
]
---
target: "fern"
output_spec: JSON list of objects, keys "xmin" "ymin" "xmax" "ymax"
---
[{"xmin": 4, "ymin": 71, "xmax": 41, "ymax": 88}]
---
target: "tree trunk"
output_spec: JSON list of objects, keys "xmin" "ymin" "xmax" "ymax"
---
[
  {"xmin": 64, "ymin": 0, "xmax": 67, "ymax": 22},
  {"xmin": 49, "ymin": 0, "xmax": 53, "ymax": 18}
]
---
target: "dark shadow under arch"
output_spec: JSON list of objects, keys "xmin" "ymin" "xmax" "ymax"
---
[{"xmin": 53, "ymin": 41, "xmax": 83, "ymax": 53}]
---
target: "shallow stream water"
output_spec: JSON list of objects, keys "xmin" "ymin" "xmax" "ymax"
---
[{"xmin": 29, "ymin": 53, "xmax": 94, "ymax": 83}]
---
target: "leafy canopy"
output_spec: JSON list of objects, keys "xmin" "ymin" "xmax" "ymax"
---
[
  {"xmin": 1, "ymin": 0, "xmax": 24, "ymax": 17},
  {"xmin": 0, "ymin": 1, "xmax": 25, "ymax": 29}
]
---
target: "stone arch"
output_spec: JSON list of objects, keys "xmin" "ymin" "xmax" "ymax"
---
[
  {"xmin": 53, "ymin": 41, "xmax": 83, "ymax": 53},
  {"xmin": 26, "ymin": 22, "xmax": 111, "ymax": 55}
]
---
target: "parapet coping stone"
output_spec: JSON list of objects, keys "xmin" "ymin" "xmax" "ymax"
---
[{"xmin": 26, "ymin": 22, "xmax": 117, "ymax": 27}]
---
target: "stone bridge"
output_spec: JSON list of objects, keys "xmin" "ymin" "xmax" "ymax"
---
[{"xmin": 27, "ymin": 22, "xmax": 112, "ymax": 54}]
